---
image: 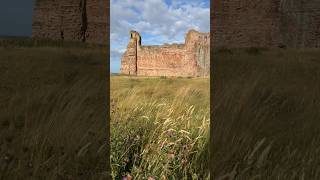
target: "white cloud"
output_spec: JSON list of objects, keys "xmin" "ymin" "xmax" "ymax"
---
[
  {"xmin": 111, "ymin": 0, "xmax": 209, "ymax": 42},
  {"xmin": 110, "ymin": 49, "xmax": 126, "ymax": 62}
]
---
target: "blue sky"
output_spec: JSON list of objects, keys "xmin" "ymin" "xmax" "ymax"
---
[
  {"xmin": 0, "ymin": 1, "xmax": 34, "ymax": 37},
  {"xmin": 110, "ymin": 0, "xmax": 210, "ymax": 73}
]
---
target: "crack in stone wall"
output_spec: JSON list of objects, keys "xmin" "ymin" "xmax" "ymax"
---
[{"xmin": 80, "ymin": 0, "xmax": 87, "ymax": 42}]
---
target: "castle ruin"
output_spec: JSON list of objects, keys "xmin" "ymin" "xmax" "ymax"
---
[
  {"xmin": 31, "ymin": 0, "xmax": 320, "ymax": 76},
  {"xmin": 120, "ymin": 30, "xmax": 210, "ymax": 77},
  {"xmin": 32, "ymin": 0, "xmax": 107, "ymax": 44}
]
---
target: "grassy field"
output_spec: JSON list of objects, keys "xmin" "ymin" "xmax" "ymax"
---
[
  {"xmin": 2, "ymin": 38, "xmax": 320, "ymax": 179},
  {"xmin": 110, "ymin": 76, "xmax": 210, "ymax": 179},
  {"xmin": 0, "ymin": 41, "xmax": 109, "ymax": 179},
  {"xmin": 212, "ymin": 48, "xmax": 320, "ymax": 179}
]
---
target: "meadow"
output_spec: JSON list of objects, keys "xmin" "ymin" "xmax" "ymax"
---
[
  {"xmin": 212, "ymin": 48, "xmax": 320, "ymax": 179},
  {"xmin": 0, "ymin": 39, "xmax": 109, "ymax": 179},
  {"xmin": 2, "ymin": 38, "xmax": 320, "ymax": 180},
  {"xmin": 110, "ymin": 76, "xmax": 210, "ymax": 179}
]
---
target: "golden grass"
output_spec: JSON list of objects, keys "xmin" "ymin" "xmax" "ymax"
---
[
  {"xmin": 110, "ymin": 76, "xmax": 210, "ymax": 179},
  {"xmin": 212, "ymin": 48, "xmax": 320, "ymax": 179},
  {"xmin": 0, "ymin": 44, "xmax": 108, "ymax": 179}
]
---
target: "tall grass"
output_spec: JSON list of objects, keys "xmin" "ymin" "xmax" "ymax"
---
[
  {"xmin": 212, "ymin": 48, "xmax": 320, "ymax": 179},
  {"xmin": 0, "ymin": 45, "xmax": 108, "ymax": 179},
  {"xmin": 110, "ymin": 76, "xmax": 210, "ymax": 179}
]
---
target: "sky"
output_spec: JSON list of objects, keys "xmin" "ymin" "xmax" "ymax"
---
[
  {"xmin": 0, "ymin": 1, "xmax": 35, "ymax": 37},
  {"xmin": 110, "ymin": 0, "xmax": 210, "ymax": 73}
]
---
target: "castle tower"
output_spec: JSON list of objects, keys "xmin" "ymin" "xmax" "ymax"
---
[
  {"xmin": 185, "ymin": 30, "xmax": 210, "ymax": 76},
  {"xmin": 120, "ymin": 31, "xmax": 141, "ymax": 75}
]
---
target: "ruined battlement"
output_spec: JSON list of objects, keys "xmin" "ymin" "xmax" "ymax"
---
[
  {"xmin": 32, "ymin": 0, "xmax": 107, "ymax": 44},
  {"xmin": 120, "ymin": 30, "xmax": 210, "ymax": 77}
]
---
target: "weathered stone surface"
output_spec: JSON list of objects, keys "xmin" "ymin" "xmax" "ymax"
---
[
  {"xmin": 120, "ymin": 30, "xmax": 210, "ymax": 77},
  {"xmin": 212, "ymin": 0, "xmax": 320, "ymax": 48},
  {"xmin": 32, "ymin": 0, "xmax": 107, "ymax": 44}
]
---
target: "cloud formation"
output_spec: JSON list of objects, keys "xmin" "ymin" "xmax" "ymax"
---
[{"xmin": 110, "ymin": 0, "xmax": 210, "ymax": 73}]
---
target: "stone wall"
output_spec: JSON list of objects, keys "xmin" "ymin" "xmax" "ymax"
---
[
  {"xmin": 86, "ymin": 0, "xmax": 108, "ymax": 44},
  {"xmin": 212, "ymin": 0, "xmax": 320, "ymax": 48},
  {"xmin": 137, "ymin": 44, "xmax": 186, "ymax": 76},
  {"xmin": 280, "ymin": 0, "xmax": 320, "ymax": 48},
  {"xmin": 120, "ymin": 30, "xmax": 210, "ymax": 77},
  {"xmin": 32, "ymin": 0, "xmax": 107, "ymax": 44}
]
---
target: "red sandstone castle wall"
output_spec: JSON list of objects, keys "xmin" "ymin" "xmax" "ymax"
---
[
  {"xmin": 120, "ymin": 31, "xmax": 140, "ymax": 75},
  {"xmin": 213, "ymin": 0, "xmax": 320, "ymax": 48},
  {"xmin": 137, "ymin": 45, "xmax": 187, "ymax": 76},
  {"xmin": 212, "ymin": 0, "xmax": 282, "ymax": 48},
  {"xmin": 86, "ymin": 0, "xmax": 107, "ymax": 44},
  {"xmin": 120, "ymin": 30, "xmax": 210, "ymax": 77},
  {"xmin": 280, "ymin": 0, "xmax": 320, "ymax": 48},
  {"xmin": 32, "ymin": 0, "xmax": 107, "ymax": 44},
  {"xmin": 185, "ymin": 30, "xmax": 210, "ymax": 76}
]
